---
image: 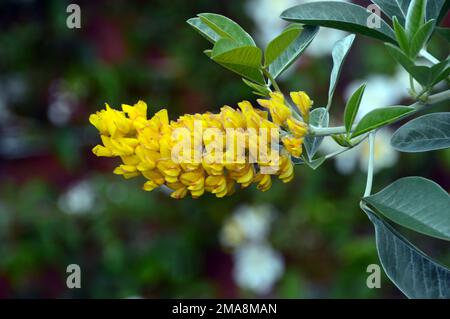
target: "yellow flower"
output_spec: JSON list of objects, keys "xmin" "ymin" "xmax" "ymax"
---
[
  {"xmin": 257, "ymin": 92, "xmax": 292, "ymax": 125},
  {"xmin": 290, "ymin": 91, "xmax": 313, "ymax": 122},
  {"xmin": 90, "ymin": 93, "xmax": 311, "ymax": 199},
  {"xmin": 281, "ymin": 136, "xmax": 303, "ymax": 158},
  {"xmin": 286, "ymin": 117, "xmax": 308, "ymax": 138},
  {"xmin": 278, "ymin": 154, "xmax": 295, "ymax": 183}
]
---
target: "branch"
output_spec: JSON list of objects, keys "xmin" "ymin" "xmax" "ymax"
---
[
  {"xmin": 263, "ymin": 68, "xmax": 281, "ymax": 92},
  {"xmin": 419, "ymin": 49, "xmax": 440, "ymax": 65},
  {"xmin": 310, "ymin": 90, "xmax": 450, "ymax": 137},
  {"xmin": 363, "ymin": 132, "xmax": 375, "ymax": 197}
]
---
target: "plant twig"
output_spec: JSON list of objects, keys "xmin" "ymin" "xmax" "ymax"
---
[
  {"xmin": 409, "ymin": 75, "xmax": 417, "ymax": 95},
  {"xmin": 263, "ymin": 68, "xmax": 282, "ymax": 92},
  {"xmin": 363, "ymin": 132, "xmax": 376, "ymax": 197},
  {"xmin": 419, "ymin": 49, "xmax": 440, "ymax": 65},
  {"xmin": 322, "ymin": 132, "xmax": 370, "ymax": 160},
  {"xmin": 310, "ymin": 90, "xmax": 450, "ymax": 137}
]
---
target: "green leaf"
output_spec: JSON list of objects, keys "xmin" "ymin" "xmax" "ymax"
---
[
  {"xmin": 344, "ymin": 83, "xmax": 366, "ymax": 134},
  {"xmin": 430, "ymin": 57, "xmax": 450, "ymax": 85},
  {"xmin": 265, "ymin": 25, "xmax": 302, "ymax": 67},
  {"xmin": 187, "ymin": 17, "xmax": 221, "ymax": 44},
  {"xmin": 385, "ymin": 43, "xmax": 433, "ymax": 86},
  {"xmin": 211, "ymin": 39, "xmax": 264, "ymax": 84},
  {"xmin": 328, "ymin": 34, "xmax": 356, "ymax": 107},
  {"xmin": 393, "ymin": 17, "xmax": 410, "ymax": 54},
  {"xmin": 351, "ymin": 106, "xmax": 415, "ymax": 138},
  {"xmin": 401, "ymin": 57, "xmax": 450, "ymax": 88},
  {"xmin": 371, "ymin": 0, "xmax": 448, "ymax": 26},
  {"xmin": 304, "ymin": 108, "xmax": 329, "ymax": 160},
  {"xmin": 268, "ymin": 25, "xmax": 319, "ymax": 79},
  {"xmin": 197, "ymin": 13, "xmax": 256, "ymax": 46},
  {"xmin": 405, "ymin": 0, "xmax": 426, "ymax": 39},
  {"xmin": 363, "ymin": 177, "xmax": 450, "ymax": 241},
  {"xmin": 362, "ymin": 205, "xmax": 450, "ymax": 299},
  {"xmin": 385, "ymin": 43, "xmax": 414, "ymax": 69},
  {"xmin": 281, "ymin": 1, "xmax": 396, "ymax": 43},
  {"xmin": 242, "ymin": 78, "xmax": 270, "ymax": 96},
  {"xmin": 332, "ymin": 134, "xmax": 352, "ymax": 147},
  {"xmin": 409, "ymin": 19, "xmax": 435, "ymax": 58},
  {"xmin": 391, "ymin": 112, "xmax": 450, "ymax": 152},
  {"xmin": 370, "ymin": 0, "xmax": 411, "ymax": 25},
  {"xmin": 303, "ymin": 156, "xmax": 326, "ymax": 170}
]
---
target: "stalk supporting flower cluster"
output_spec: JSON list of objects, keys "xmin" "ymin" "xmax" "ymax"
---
[{"xmin": 89, "ymin": 91, "xmax": 312, "ymax": 199}]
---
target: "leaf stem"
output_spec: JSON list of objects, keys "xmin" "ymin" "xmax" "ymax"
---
[
  {"xmin": 409, "ymin": 75, "xmax": 417, "ymax": 95},
  {"xmin": 419, "ymin": 49, "xmax": 440, "ymax": 65},
  {"xmin": 427, "ymin": 89, "xmax": 450, "ymax": 104},
  {"xmin": 263, "ymin": 68, "xmax": 282, "ymax": 92},
  {"xmin": 310, "ymin": 90, "xmax": 450, "ymax": 137},
  {"xmin": 322, "ymin": 132, "xmax": 370, "ymax": 160},
  {"xmin": 363, "ymin": 132, "xmax": 376, "ymax": 197},
  {"xmin": 326, "ymin": 100, "xmax": 332, "ymax": 112},
  {"xmin": 309, "ymin": 124, "xmax": 355, "ymax": 136}
]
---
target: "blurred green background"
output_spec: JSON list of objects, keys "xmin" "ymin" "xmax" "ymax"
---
[{"xmin": 0, "ymin": 0, "xmax": 448, "ymax": 298}]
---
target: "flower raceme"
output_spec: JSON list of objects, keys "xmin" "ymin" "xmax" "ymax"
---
[{"xmin": 89, "ymin": 91, "xmax": 312, "ymax": 199}]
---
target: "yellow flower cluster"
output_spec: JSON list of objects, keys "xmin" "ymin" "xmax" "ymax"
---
[{"xmin": 89, "ymin": 91, "xmax": 313, "ymax": 199}]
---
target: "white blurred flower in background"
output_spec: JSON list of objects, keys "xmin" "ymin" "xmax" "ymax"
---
[
  {"xmin": 233, "ymin": 243, "xmax": 284, "ymax": 295},
  {"xmin": 220, "ymin": 204, "xmax": 274, "ymax": 248},
  {"xmin": 245, "ymin": 0, "xmax": 297, "ymax": 46},
  {"xmin": 246, "ymin": 0, "xmax": 349, "ymax": 57},
  {"xmin": 58, "ymin": 180, "xmax": 96, "ymax": 215},
  {"xmin": 47, "ymin": 79, "xmax": 77, "ymax": 127},
  {"xmin": 220, "ymin": 204, "xmax": 284, "ymax": 295},
  {"xmin": 320, "ymin": 67, "xmax": 411, "ymax": 174}
]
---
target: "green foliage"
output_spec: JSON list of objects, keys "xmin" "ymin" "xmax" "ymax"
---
[
  {"xmin": 405, "ymin": 0, "xmax": 426, "ymax": 40},
  {"xmin": 302, "ymin": 155, "xmax": 327, "ymax": 170},
  {"xmin": 370, "ymin": 0, "xmax": 411, "ymax": 25},
  {"xmin": 304, "ymin": 108, "xmax": 329, "ymax": 160},
  {"xmin": 351, "ymin": 106, "xmax": 415, "ymax": 138},
  {"xmin": 194, "ymin": 13, "xmax": 256, "ymax": 46},
  {"xmin": 344, "ymin": 83, "xmax": 366, "ymax": 135},
  {"xmin": 371, "ymin": 0, "xmax": 448, "ymax": 26},
  {"xmin": 267, "ymin": 25, "xmax": 319, "ymax": 79},
  {"xmin": 353, "ymin": 0, "xmax": 450, "ymax": 299},
  {"xmin": 393, "ymin": 17, "xmax": 410, "ymax": 55},
  {"xmin": 168, "ymin": 0, "xmax": 450, "ymax": 301},
  {"xmin": 363, "ymin": 177, "xmax": 450, "ymax": 241},
  {"xmin": 184, "ymin": 2, "xmax": 450, "ymax": 300},
  {"xmin": 391, "ymin": 113, "xmax": 450, "ymax": 152},
  {"xmin": 328, "ymin": 34, "xmax": 356, "ymax": 108},
  {"xmin": 265, "ymin": 25, "xmax": 302, "ymax": 67},
  {"xmin": 280, "ymin": 1, "xmax": 396, "ymax": 43},
  {"xmin": 187, "ymin": 14, "xmax": 264, "ymax": 84},
  {"xmin": 409, "ymin": 19, "xmax": 434, "ymax": 58},
  {"xmin": 211, "ymin": 39, "xmax": 264, "ymax": 84},
  {"xmin": 385, "ymin": 44, "xmax": 449, "ymax": 87},
  {"xmin": 331, "ymin": 134, "xmax": 353, "ymax": 148},
  {"xmin": 188, "ymin": 14, "xmax": 318, "ymax": 88},
  {"xmin": 242, "ymin": 78, "xmax": 271, "ymax": 97},
  {"xmin": 363, "ymin": 207, "xmax": 450, "ymax": 299},
  {"xmin": 187, "ymin": 17, "xmax": 222, "ymax": 44}
]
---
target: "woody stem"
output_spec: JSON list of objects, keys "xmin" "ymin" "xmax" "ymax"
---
[{"xmin": 310, "ymin": 90, "xmax": 450, "ymax": 137}]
